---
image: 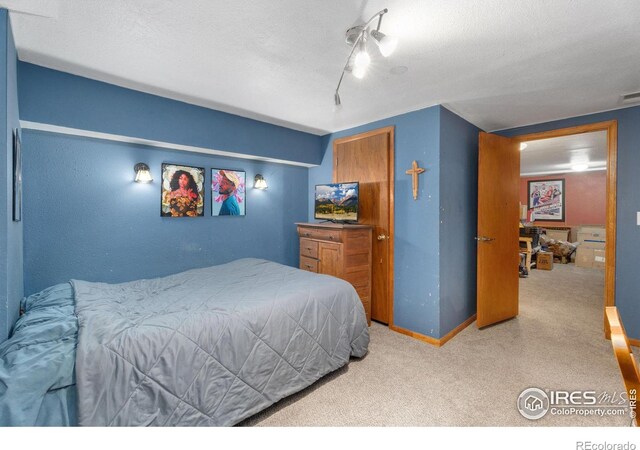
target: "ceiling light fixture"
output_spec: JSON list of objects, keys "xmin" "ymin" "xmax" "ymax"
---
[
  {"xmin": 571, "ymin": 163, "xmax": 589, "ymax": 172},
  {"xmin": 334, "ymin": 8, "xmax": 397, "ymax": 107}
]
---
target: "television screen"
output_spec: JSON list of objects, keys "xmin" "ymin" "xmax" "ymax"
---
[{"xmin": 314, "ymin": 182, "xmax": 359, "ymax": 222}]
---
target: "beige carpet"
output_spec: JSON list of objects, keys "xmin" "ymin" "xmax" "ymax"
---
[{"xmin": 241, "ymin": 264, "xmax": 634, "ymax": 426}]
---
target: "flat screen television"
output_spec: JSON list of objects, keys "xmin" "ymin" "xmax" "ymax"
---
[{"xmin": 314, "ymin": 182, "xmax": 359, "ymax": 223}]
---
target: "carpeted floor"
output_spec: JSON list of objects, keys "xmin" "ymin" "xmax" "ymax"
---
[{"xmin": 241, "ymin": 264, "xmax": 634, "ymax": 426}]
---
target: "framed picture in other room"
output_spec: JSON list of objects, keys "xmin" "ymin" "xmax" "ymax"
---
[
  {"xmin": 161, "ymin": 163, "xmax": 205, "ymax": 217},
  {"xmin": 12, "ymin": 129, "xmax": 21, "ymax": 222},
  {"xmin": 211, "ymin": 169, "xmax": 246, "ymax": 216},
  {"xmin": 527, "ymin": 178, "xmax": 565, "ymax": 222}
]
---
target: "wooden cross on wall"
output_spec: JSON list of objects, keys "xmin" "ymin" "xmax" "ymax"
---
[{"xmin": 406, "ymin": 160, "xmax": 425, "ymax": 200}]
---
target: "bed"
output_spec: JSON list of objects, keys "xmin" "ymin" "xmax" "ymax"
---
[{"xmin": 0, "ymin": 258, "xmax": 369, "ymax": 426}]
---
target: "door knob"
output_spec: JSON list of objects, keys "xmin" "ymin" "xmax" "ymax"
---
[
  {"xmin": 474, "ymin": 236, "xmax": 495, "ymax": 242},
  {"xmin": 377, "ymin": 234, "xmax": 389, "ymax": 241}
]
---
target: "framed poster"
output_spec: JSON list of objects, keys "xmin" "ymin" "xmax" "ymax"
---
[
  {"xmin": 527, "ymin": 178, "xmax": 565, "ymax": 222},
  {"xmin": 12, "ymin": 129, "xmax": 21, "ymax": 222},
  {"xmin": 211, "ymin": 169, "xmax": 246, "ymax": 216},
  {"xmin": 161, "ymin": 164, "xmax": 205, "ymax": 217}
]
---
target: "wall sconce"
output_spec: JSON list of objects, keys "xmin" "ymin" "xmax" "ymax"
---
[
  {"xmin": 134, "ymin": 163, "xmax": 153, "ymax": 183},
  {"xmin": 254, "ymin": 174, "xmax": 268, "ymax": 190}
]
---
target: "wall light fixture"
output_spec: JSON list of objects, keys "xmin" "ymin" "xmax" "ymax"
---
[
  {"xmin": 254, "ymin": 174, "xmax": 268, "ymax": 190},
  {"xmin": 134, "ymin": 163, "xmax": 153, "ymax": 183}
]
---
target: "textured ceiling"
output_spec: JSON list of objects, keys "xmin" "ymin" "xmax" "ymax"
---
[
  {"xmin": 5, "ymin": 0, "xmax": 640, "ymax": 134},
  {"xmin": 521, "ymin": 131, "xmax": 607, "ymax": 176}
]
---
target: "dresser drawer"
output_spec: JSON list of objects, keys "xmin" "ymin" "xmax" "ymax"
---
[
  {"xmin": 298, "ymin": 227, "xmax": 342, "ymax": 243},
  {"xmin": 300, "ymin": 238, "xmax": 319, "ymax": 259},
  {"xmin": 300, "ymin": 256, "xmax": 318, "ymax": 273}
]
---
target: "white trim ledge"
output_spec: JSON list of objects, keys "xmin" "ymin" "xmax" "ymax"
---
[
  {"xmin": 19, "ymin": 121, "xmax": 318, "ymax": 168},
  {"xmin": 520, "ymin": 167, "xmax": 607, "ymax": 177}
]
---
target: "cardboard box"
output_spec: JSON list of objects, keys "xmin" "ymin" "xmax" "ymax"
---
[
  {"xmin": 593, "ymin": 249, "xmax": 606, "ymax": 270},
  {"xmin": 580, "ymin": 240, "xmax": 606, "ymax": 250},
  {"xmin": 575, "ymin": 247, "xmax": 606, "ymax": 269},
  {"xmin": 580, "ymin": 225, "xmax": 606, "ymax": 235},
  {"xmin": 578, "ymin": 226, "xmax": 606, "ymax": 243},
  {"xmin": 546, "ymin": 229, "xmax": 570, "ymax": 242},
  {"xmin": 576, "ymin": 247, "xmax": 594, "ymax": 268},
  {"xmin": 570, "ymin": 226, "xmax": 580, "ymax": 242},
  {"xmin": 537, "ymin": 251, "xmax": 554, "ymax": 270}
]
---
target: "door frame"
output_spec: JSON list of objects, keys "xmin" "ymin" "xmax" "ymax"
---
[
  {"xmin": 333, "ymin": 126, "xmax": 396, "ymax": 326},
  {"xmin": 511, "ymin": 120, "xmax": 617, "ymax": 337}
]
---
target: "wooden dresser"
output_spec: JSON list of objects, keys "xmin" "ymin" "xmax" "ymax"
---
[{"xmin": 296, "ymin": 223, "xmax": 373, "ymax": 324}]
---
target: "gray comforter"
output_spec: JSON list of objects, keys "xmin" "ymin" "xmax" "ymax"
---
[{"xmin": 73, "ymin": 258, "xmax": 369, "ymax": 426}]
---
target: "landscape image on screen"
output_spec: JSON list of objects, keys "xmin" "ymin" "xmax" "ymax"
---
[{"xmin": 315, "ymin": 182, "xmax": 358, "ymax": 221}]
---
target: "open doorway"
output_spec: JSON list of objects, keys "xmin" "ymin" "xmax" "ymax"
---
[
  {"xmin": 516, "ymin": 121, "xmax": 617, "ymax": 337},
  {"xmin": 476, "ymin": 121, "xmax": 617, "ymax": 336},
  {"xmin": 517, "ymin": 128, "xmax": 612, "ymax": 337},
  {"xmin": 519, "ymin": 130, "xmax": 607, "ymax": 269}
]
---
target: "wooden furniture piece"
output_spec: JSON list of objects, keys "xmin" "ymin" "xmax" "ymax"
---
[
  {"xmin": 296, "ymin": 222, "xmax": 373, "ymax": 324},
  {"xmin": 605, "ymin": 306, "xmax": 639, "ymax": 426},
  {"xmin": 519, "ymin": 237, "xmax": 533, "ymax": 272}
]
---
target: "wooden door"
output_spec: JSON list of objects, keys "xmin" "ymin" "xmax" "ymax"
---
[
  {"xmin": 334, "ymin": 127, "xmax": 394, "ymax": 324},
  {"xmin": 477, "ymin": 132, "xmax": 520, "ymax": 328}
]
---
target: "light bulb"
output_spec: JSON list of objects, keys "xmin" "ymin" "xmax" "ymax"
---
[
  {"xmin": 354, "ymin": 48, "xmax": 370, "ymax": 69},
  {"xmin": 352, "ymin": 64, "xmax": 367, "ymax": 79},
  {"xmin": 254, "ymin": 174, "xmax": 268, "ymax": 189},
  {"xmin": 135, "ymin": 170, "xmax": 153, "ymax": 183},
  {"xmin": 134, "ymin": 163, "xmax": 153, "ymax": 183},
  {"xmin": 370, "ymin": 29, "xmax": 398, "ymax": 57}
]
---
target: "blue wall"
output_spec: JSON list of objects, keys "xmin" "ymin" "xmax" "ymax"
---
[
  {"xmin": 16, "ymin": 63, "xmax": 318, "ymax": 303},
  {"xmin": 309, "ymin": 106, "xmax": 443, "ymax": 338},
  {"xmin": 0, "ymin": 10, "xmax": 21, "ymax": 342},
  {"xmin": 499, "ymin": 106, "xmax": 640, "ymax": 339},
  {"xmin": 22, "ymin": 130, "xmax": 308, "ymax": 295},
  {"xmin": 18, "ymin": 62, "xmax": 323, "ymax": 166},
  {"xmin": 439, "ymin": 107, "xmax": 479, "ymax": 336}
]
